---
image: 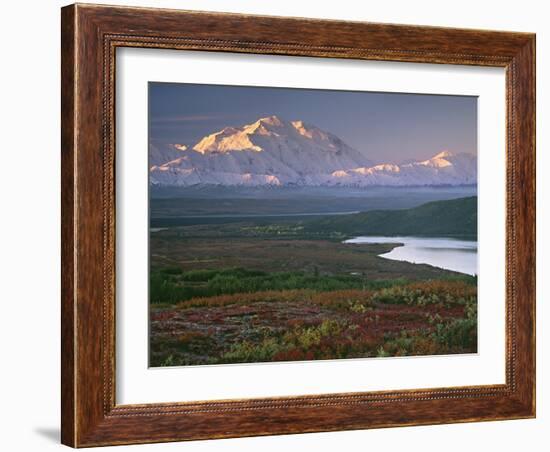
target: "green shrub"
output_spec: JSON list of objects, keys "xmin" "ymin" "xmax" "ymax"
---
[
  {"xmin": 222, "ymin": 338, "xmax": 284, "ymax": 363},
  {"xmin": 433, "ymin": 318, "xmax": 477, "ymax": 350}
]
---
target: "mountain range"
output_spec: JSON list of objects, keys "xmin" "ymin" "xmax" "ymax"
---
[{"xmin": 149, "ymin": 115, "xmax": 477, "ymax": 188}]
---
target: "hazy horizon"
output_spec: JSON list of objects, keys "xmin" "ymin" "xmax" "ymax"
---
[{"xmin": 149, "ymin": 82, "xmax": 477, "ymax": 164}]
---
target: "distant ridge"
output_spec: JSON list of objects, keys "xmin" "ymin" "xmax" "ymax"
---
[{"xmin": 305, "ymin": 196, "xmax": 477, "ymax": 238}]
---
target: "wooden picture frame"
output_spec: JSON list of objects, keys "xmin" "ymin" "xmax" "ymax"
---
[{"xmin": 61, "ymin": 3, "xmax": 535, "ymax": 447}]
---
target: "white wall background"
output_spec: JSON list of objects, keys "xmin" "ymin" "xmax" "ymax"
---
[{"xmin": 0, "ymin": 1, "xmax": 545, "ymax": 451}]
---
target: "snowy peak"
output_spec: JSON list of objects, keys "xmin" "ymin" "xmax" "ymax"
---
[
  {"xmin": 254, "ymin": 115, "xmax": 285, "ymax": 128},
  {"xmin": 193, "ymin": 126, "xmax": 259, "ymax": 154},
  {"xmin": 193, "ymin": 116, "xmax": 293, "ymax": 154},
  {"xmin": 433, "ymin": 150, "xmax": 455, "ymax": 159},
  {"xmin": 419, "ymin": 151, "xmax": 477, "ymax": 174},
  {"xmin": 327, "ymin": 151, "xmax": 476, "ymax": 187},
  {"xmin": 149, "ymin": 142, "xmax": 189, "ymax": 167},
  {"xmin": 241, "ymin": 115, "xmax": 288, "ymax": 136},
  {"xmin": 150, "ymin": 117, "xmax": 477, "ymax": 187},
  {"xmin": 193, "ymin": 116, "xmax": 354, "ymax": 156},
  {"xmin": 292, "ymin": 120, "xmax": 326, "ymax": 140},
  {"xmin": 418, "ymin": 150, "xmax": 460, "ymax": 168}
]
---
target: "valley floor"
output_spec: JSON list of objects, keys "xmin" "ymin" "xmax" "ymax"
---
[{"xmin": 149, "ymin": 220, "xmax": 477, "ymax": 366}]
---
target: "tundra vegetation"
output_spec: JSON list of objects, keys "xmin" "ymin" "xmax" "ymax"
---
[{"xmin": 149, "ymin": 197, "xmax": 477, "ymax": 366}]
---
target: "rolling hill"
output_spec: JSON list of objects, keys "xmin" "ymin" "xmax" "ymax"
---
[{"xmin": 305, "ymin": 196, "xmax": 477, "ymax": 238}]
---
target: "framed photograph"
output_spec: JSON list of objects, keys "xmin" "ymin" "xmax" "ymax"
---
[{"xmin": 61, "ymin": 3, "xmax": 535, "ymax": 447}]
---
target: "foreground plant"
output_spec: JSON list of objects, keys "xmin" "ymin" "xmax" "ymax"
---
[{"xmin": 150, "ymin": 279, "xmax": 478, "ymax": 366}]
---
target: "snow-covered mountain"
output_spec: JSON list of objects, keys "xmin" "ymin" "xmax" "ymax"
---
[
  {"xmin": 324, "ymin": 151, "xmax": 477, "ymax": 187},
  {"xmin": 149, "ymin": 116, "xmax": 476, "ymax": 187},
  {"xmin": 149, "ymin": 142, "xmax": 189, "ymax": 167}
]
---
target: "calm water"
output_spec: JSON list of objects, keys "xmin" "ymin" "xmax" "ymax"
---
[{"xmin": 344, "ymin": 236, "xmax": 477, "ymax": 276}]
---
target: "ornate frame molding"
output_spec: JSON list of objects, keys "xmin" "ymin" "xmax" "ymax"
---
[{"xmin": 62, "ymin": 4, "xmax": 535, "ymax": 447}]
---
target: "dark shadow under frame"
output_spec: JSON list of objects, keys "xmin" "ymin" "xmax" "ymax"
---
[{"xmin": 61, "ymin": 3, "xmax": 535, "ymax": 447}]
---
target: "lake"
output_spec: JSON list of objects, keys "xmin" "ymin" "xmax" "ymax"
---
[{"xmin": 344, "ymin": 236, "xmax": 477, "ymax": 276}]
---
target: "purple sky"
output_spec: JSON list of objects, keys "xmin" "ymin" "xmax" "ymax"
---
[{"xmin": 149, "ymin": 82, "xmax": 477, "ymax": 164}]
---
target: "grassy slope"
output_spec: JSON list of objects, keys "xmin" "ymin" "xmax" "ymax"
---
[{"xmin": 304, "ymin": 196, "xmax": 477, "ymax": 238}]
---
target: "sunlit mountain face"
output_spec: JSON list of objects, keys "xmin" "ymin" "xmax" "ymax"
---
[{"xmin": 150, "ymin": 116, "xmax": 476, "ymax": 188}]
